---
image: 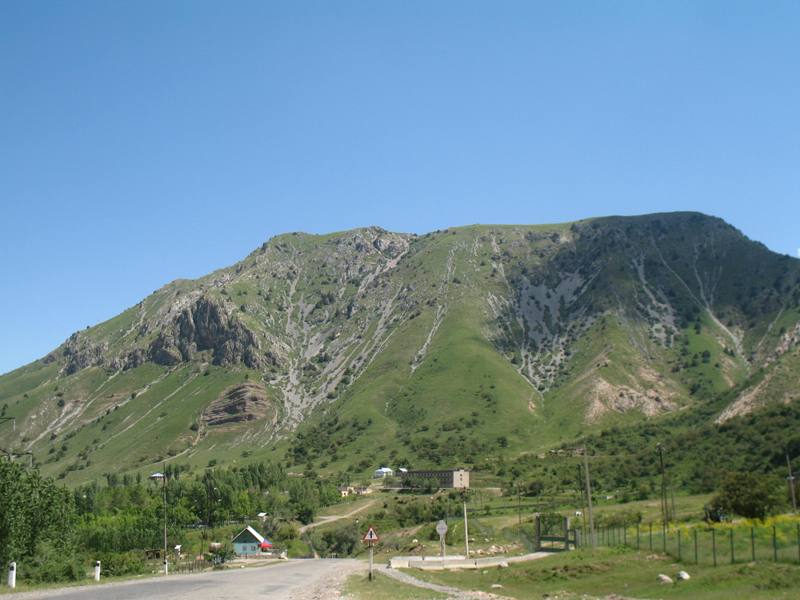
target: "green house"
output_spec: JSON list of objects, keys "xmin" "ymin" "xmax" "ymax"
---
[{"xmin": 232, "ymin": 525, "xmax": 264, "ymax": 556}]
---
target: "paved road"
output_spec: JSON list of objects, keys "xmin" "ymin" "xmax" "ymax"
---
[{"xmin": 13, "ymin": 559, "xmax": 362, "ymax": 600}]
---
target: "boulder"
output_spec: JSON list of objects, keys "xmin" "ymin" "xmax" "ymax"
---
[
  {"xmin": 657, "ymin": 574, "xmax": 674, "ymax": 584},
  {"xmin": 677, "ymin": 570, "xmax": 690, "ymax": 581}
]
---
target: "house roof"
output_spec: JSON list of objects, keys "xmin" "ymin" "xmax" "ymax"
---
[{"xmin": 232, "ymin": 525, "xmax": 265, "ymax": 544}]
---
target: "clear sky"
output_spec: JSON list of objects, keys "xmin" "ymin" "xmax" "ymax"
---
[{"xmin": 1, "ymin": 1, "xmax": 798, "ymax": 375}]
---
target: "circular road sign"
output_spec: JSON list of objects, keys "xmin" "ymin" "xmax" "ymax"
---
[{"xmin": 436, "ymin": 520, "xmax": 448, "ymax": 536}]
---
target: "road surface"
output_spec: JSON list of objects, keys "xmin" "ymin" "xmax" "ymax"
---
[{"xmin": 12, "ymin": 559, "xmax": 363, "ymax": 600}]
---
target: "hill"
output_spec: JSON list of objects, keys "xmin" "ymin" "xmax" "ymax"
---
[{"xmin": 1, "ymin": 212, "xmax": 799, "ymax": 484}]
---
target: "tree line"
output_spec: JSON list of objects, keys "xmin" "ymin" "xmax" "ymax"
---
[{"xmin": 0, "ymin": 459, "xmax": 340, "ymax": 582}]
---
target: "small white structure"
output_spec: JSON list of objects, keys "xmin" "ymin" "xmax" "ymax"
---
[
  {"xmin": 373, "ymin": 467, "xmax": 394, "ymax": 479},
  {"xmin": 338, "ymin": 486, "xmax": 355, "ymax": 497}
]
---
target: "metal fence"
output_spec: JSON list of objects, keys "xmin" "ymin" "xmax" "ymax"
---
[
  {"xmin": 169, "ymin": 559, "xmax": 211, "ymax": 574},
  {"xmin": 579, "ymin": 520, "xmax": 800, "ymax": 566}
]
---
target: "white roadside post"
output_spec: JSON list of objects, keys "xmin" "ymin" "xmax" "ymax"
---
[
  {"xmin": 362, "ymin": 527, "xmax": 379, "ymax": 581},
  {"xmin": 93, "ymin": 560, "xmax": 101, "ymax": 582},
  {"xmin": 436, "ymin": 520, "xmax": 448, "ymax": 563},
  {"xmin": 7, "ymin": 562, "xmax": 16, "ymax": 589}
]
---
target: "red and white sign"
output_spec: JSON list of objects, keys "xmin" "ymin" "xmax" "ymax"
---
[{"xmin": 362, "ymin": 527, "xmax": 379, "ymax": 543}]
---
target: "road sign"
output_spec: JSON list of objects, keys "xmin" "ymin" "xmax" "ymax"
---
[
  {"xmin": 363, "ymin": 527, "xmax": 379, "ymax": 543},
  {"xmin": 363, "ymin": 527, "xmax": 379, "ymax": 582},
  {"xmin": 436, "ymin": 520, "xmax": 448, "ymax": 536}
]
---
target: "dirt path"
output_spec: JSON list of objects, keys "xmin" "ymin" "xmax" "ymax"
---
[{"xmin": 299, "ymin": 500, "xmax": 377, "ymax": 533}]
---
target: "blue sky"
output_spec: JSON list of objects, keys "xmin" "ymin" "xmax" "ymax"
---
[{"xmin": 1, "ymin": 1, "xmax": 798, "ymax": 375}]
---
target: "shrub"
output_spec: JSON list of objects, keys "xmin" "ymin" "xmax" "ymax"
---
[
  {"xmin": 19, "ymin": 543, "xmax": 86, "ymax": 583},
  {"xmin": 95, "ymin": 550, "xmax": 147, "ymax": 576},
  {"xmin": 709, "ymin": 472, "xmax": 784, "ymax": 520}
]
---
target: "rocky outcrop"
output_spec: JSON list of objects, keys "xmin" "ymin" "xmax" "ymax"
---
[
  {"xmin": 114, "ymin": 348, "xmax": 146, "ymax": 371},
  {"xmin": 148, "ymin": 297, "xmax": 263, "ymax": 368},
  {"xmin": 202, "ymin": 382, "xmax": 275, "ymax": 426},
  {"xmin": 61, "ymin": 333, "xmax": 108, "ymax": 375}
]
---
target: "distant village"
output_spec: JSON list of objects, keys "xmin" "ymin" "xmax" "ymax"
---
[{"xmin": 230, "ymin": 466, "xmax": 469, "ymax": 557}]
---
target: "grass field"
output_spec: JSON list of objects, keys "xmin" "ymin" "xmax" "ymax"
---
[
  {"xmin": 343, "ymin": 571, "xmax": 447, "ymax": 599},
  {"xmin": 404, "ymin": 547, "xmax": 800, "ymax": 599}
]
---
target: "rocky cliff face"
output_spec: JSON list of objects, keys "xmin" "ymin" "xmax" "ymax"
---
[{"xmin": 148, "ymin": 297, "xmax": 263, "ymax": 368}]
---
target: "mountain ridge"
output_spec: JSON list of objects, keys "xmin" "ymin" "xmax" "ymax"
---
[{"xmin": 2, "ymin": 212, "xmax": 799, "ymax": 484}]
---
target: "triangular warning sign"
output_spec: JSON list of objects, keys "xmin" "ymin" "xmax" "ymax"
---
[{"xmin": 362, "ymin": 527, "xmax": 379, "ymax": 543}]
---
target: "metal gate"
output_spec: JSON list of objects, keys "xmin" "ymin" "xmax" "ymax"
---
[{"xmin": 534, "ymin": 513, "xmax": 573, "ymax": 551}]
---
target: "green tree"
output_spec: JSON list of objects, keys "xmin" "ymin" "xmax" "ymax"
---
[{"xmin": 710, "ymin": 472, "xmax": 784, "ymax": 520}]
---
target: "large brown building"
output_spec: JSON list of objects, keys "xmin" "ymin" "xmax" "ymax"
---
[{"xmin": 399, "ymin": 468, "xmax": 470, "ymax": 489}]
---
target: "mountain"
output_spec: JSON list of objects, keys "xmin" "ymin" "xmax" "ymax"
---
[{"xmin": 1, "ymin": 212, "xmax": 799, "ymax": 484}]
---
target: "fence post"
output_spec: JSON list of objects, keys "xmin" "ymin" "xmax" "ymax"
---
[
  {"xmin": 773, "ymin": 526, "xmax": 778, "ymax": 562},
  {"xmin": 730, "ymin": 529, "xmax": 735, "ymax": 564},
  {"xmin": 7, "ymin": 562, "xmax": 15, "ymax": 589},
  {"xmin": 694, "ymin": 528, "xmax": 698, "ymax": 564},
  {"xmin": 677, "ymin": 529, "xmax": 681, "ymax": 561},
  {"xmin": 662, "ymin": 522, "xmax": 666, "ymax": 553},
  {"xmin": 712, "ymin": 529, "xmax": 717, "ymax": 567},
  {"xmin": 797, "ymin": 523, "xmax": 799, "ymax": 565},
  {"xmin": 751, "ymin": 527, "xmax": 755, "ymax": 562},
  {"xmin": 649, "ymin": 523, "xmax": 653, "ymax": 550},
  {"xmin": 636, "ymin": 523, "xmax": 640, "ymax": 550}
]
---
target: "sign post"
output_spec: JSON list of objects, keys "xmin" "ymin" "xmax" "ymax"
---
[
  {"xmin": 436, "ymin": 520, "xmax": 448, "ymax": 563},
  {"xmin": 362, "ymin": 526, "xmax": 379, "ymax": 581}
]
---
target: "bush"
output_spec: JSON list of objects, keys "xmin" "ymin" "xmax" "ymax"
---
[
  {"xmin": 94, "ymin": 551, "xmax": 147, "ymax": 576},
  {"xmin": 19, "ymin": 543, "xmax": 86, "ymax": 583},
  {"xmin": 309, "ymin": 524, "xmax": 361, "ymax": 557},
  {"xmin": 274, "ymin": 522, "xmax": 299, "ymax": 541},
  {"xmin": 710, "ymin": 472, "xmax": 784, "ymax": 520},
  {"xmin": 285, "ymin": 539, "xmax": 312, "ymax": 558}
]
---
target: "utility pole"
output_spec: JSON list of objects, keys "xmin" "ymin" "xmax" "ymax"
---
[
  {"xmin": 657, "ymin": 444, "xmax": 668, "ymax": 527},
  {"xmin": 149, "ymin": 465, "xmax": 169, "ymax": 575},
  {"xmin": 462, "ymin": 499, "xmax": 470, "ymax": 558},
  {"xmin": 163, "ymin": 463, "xmax": 168, "ymax": 574},
  {"xmin": 787, "ymin": 453, "xmax": 797, "ymax": 514},
  {"xmin": 577, "ymin": 463, "xmax": 587, "ymax": 535},
  {"xmin": 582, "ymin": 447, "xmax": 595, "ymax": 548}
]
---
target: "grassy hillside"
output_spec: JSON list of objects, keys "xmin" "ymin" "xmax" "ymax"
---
[{"xmin": 1, "ymin": 212, "xmax": 799, "ymax": 485}]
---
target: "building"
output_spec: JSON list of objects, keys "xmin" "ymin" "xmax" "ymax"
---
[
  {"xmin": 399, "ymin": 468, "xmax": 470, "ymax": 489},
  {"xmin": 232, "ymin": 525, "xmax": 265, "ymax": 556},
  {"xmin": 373, "ymin": 467, "xmax": 394, "ymax": 479},
  {"xmin": 338, "ymin": 485, "xmax": 355, "ymax": 498}
]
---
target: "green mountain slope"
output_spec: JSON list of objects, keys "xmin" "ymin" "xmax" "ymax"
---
[{"xmin": 1, "ymin": 212, "xmax": 799, "ymax": 484}]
